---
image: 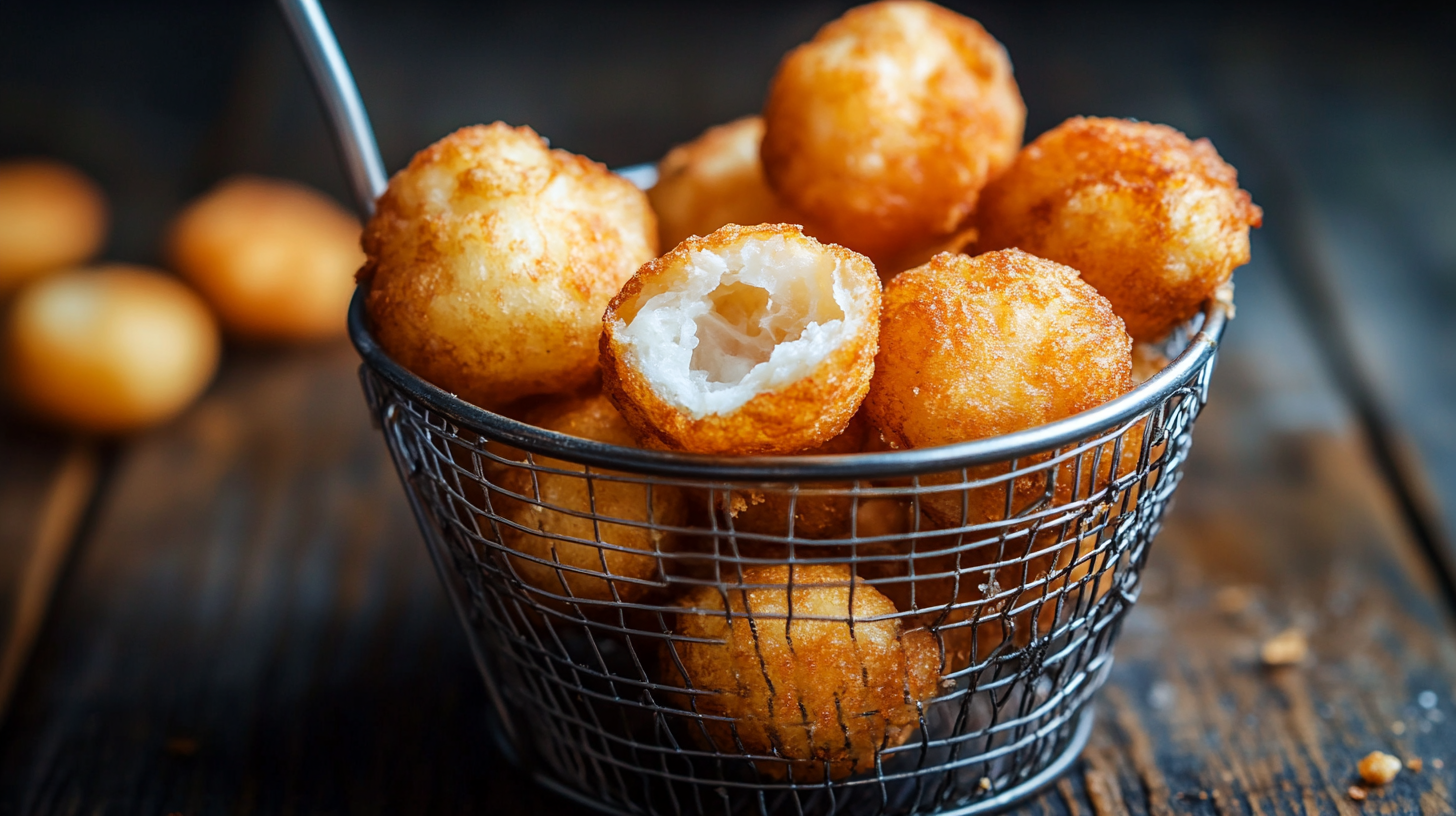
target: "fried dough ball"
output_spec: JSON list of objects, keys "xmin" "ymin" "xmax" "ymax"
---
[
  {"xmin": 489, "ymin": 391, "xmax": 687, "ymax": 604},
  {"xmin": 601, "ymin": 224, "xmax": 880, "ymax": 455},
  {"xmin": 864, "ymin": 250, "xmax": 1131, "ymax": 527},
  {"xmin": 362, "ymin": 123, "xmax": 657, "ymax": 411},
  {"xmin": 648, "ymin": 117, "xmax": 799, "ymax": 251},
  {"xmin": 167, "ymin": 176, "xmax": 363, "ymax": 341},
  {"xmin": 976, "ymin": 117, "xmax": 1262, "ymax": 341},
  {"xmin": 0, "ymin": 160, "xmax": 107, "ymax": 291},
  {"xmin": 716, "ymin": 412, "xmax": 868, "ymax": 541},
  {"xmin": 664, "ymin": 564, "xmax": 939, "ymax": 780},
  {"xmin": 761, "ymin": 1, "xmax": 1025, "ymax": 261},
  {"xmin": 2, "ymin": 265, "xmax": 219, "ymax": 433}
]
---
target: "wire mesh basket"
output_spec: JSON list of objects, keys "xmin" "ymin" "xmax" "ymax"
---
[
  {"xmin": 281, "ymin": 1, "xmax": 1229, "ymax": 812},
  {"xmin": 352, "ymin": 290, "xmax": 1224, "ymax": 816}
]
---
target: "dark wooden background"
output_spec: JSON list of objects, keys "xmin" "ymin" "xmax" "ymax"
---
[{"xmin": 2, "ymin": 1, "xmax": 1455, "ymax": 813}]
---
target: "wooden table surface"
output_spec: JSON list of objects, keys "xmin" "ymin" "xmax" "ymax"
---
[{"xmin": 2, "ymin": 2, "xmax": 1454, "ymax": 813}]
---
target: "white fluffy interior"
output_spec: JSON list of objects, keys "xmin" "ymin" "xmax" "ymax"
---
[{"xmin": 614, "ymin": 235, "xmax": 853, "ymax": 419}]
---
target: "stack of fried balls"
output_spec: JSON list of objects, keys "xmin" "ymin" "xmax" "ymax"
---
[
  {"xmin": 355, "ymin": 0, "xmax": 1261, "ymax": 780},
  {"xmin": 0, "ymin": 163, "xmax": 365, "ymax": 433}
]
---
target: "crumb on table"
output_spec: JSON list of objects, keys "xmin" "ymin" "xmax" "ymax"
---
[
  {"xmin": 1261, "ymin": 628, "xmax": 1308, "ymax": 666},
  {"xmin": 1358, "ymin": 751, "xmax": 1402, "ymax": 786}
]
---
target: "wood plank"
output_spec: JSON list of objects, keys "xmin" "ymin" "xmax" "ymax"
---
[
  {"xmin": 1199, "ymin": 9, "xmax": 1456, "ymax": 579},
  {"xmin": 0, "ymin": 424, "xmax": 102, "ymax": 721}
]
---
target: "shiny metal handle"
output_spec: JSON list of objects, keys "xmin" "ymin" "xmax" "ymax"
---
[{"xmin": 277, "ymin": 0, "xmax": 388, "ymax": 217}]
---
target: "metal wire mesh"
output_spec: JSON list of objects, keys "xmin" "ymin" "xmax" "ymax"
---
[{"xmin": 353, "ymin": 295, "xmax": 1223, "ymax": 816}]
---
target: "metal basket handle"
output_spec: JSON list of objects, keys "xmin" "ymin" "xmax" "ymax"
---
[{"xmin": 278, "ymin": 0, "xmax": 387, "ymax": 218}]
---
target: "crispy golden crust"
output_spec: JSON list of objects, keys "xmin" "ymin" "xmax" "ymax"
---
[
  {"xmin": 648, "ymin": 117, "xmax": 800, "ymax": 251},
  {"xmin": 168, "ymin": 176, "xmax": 363, "ymax": 341},
  {"xmin": 2, "ymin": 265, "xmax": 219, "ymax": 433},
  {"xmin": 761, "ymin": 1, "xmax": 1024, "ymax": 260},
  {"xmin": 489, "ymin": 391, "xmax": 687, "ymax": 604},
  {"xmin": 600, "ymin": 224, "xmax": 880, "ymax": 456},
  {"xmin": 363, "ymin": 123, "xmax": 657, "ymax": 410},
  {"xmin": 863, "ymin": 249, "xmax": 1132, "ymax": 526},
  {"xmin": 0, "ymin": 159, "xmax": 107, "ymax": 291},
  {"xmin": 663, "ymin": 564, "xmax": 940, "ymax": 780},
  {"xmin": 976, "ymin": 117, "xmax": 1262, "ymax": 341}
]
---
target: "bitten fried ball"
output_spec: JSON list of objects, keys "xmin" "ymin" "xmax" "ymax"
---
[
  {"xmin": 648, "ymin": 117, "xmax": 798, "ymax": 251},
  {"xmin": 489, "ymin": 391, "xmax": 687, "ymax": 604},
  {"xmin": 601, "ymin": 224, "xmax": 880, "ymax": 455},
  {"xmin": 0, "ymin": 160, "xmax": 107, "ymax": 291},
  {"xmin": 864, "ymin": 250, "xmax": 1132, "ymax": 526},
  {"xmin": 362, "ymin": 123, "xmax": 657, "ymax": 410},
  {"xmin": 167, "ymin": 176, "xmax": 364, "ymax": 341},
  {"xmin": 664, "ymin": 564, "xmax": 940, "ymax": 780},
  {"xmin": 976, "ymin": 117, "xmax": 1262, "ymax": 341},
  {"xmin": 2, "ymin": 265, "xmax": 219, "ymax": 433},
  {"xmin": 761, "ymin": 1, "xmax": 1025, "ymax": 261}
]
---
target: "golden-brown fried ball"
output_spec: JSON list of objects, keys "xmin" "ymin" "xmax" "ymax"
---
[
  {"xmin": 167, "ymin": 176, "xmax": 363, "ymax": 341},
  {"xmin": 761, "ymin": 1, "xmax": 1025, "ymax": 261},
  {"xmin": 648, "ymin": 117, "xmax": 799, "ymax": 251},
  {"xmin": 976, "ymin": 117, "xmax": 1262, "ymax": 341},
  {"xmin": 664, "ymin": 564, "xmax": 940, "ymax": 780},
  {"xmin": 2, "ymin": 265, "xmax": 219, "ymax": 433},
  {"xmin": 601, "ymin": 223, "xmax": 880, "ymax": 456},
  {"xmin": 864, "ymin": 249, "xmax": 1132, "ymax": 527},
  {"xmin": 0, "ymin": 160, "xmax": 107, "ymax": 291},
  {"xmin": 363, "ymin": 123, "xmax": 657, "ymax": 411},
  {"xmin": 488, "ymin": 390, "xmax": 687, "ymax": 604}
]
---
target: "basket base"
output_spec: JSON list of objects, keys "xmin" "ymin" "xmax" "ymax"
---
[{"xmin": 526, "ymin": 706, "xmax": 1096, "ymax": 816}]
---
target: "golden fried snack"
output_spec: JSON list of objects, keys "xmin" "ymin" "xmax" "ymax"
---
[
  {"xmin": 716, "ymin": 411, "xmax": 868, "ymax": 541},
  {"xmin": 0, "ymin": 160, "xmax": 107, "ymax": 291},
  {"xmin": 363, "ymin": 123, "xmax": 657, "ymax": 410},
  {"xmin": 167, "ymin": 176, "xmax": 363, "ymax": 341},
  {"xmin": 601, "ymin": 223, "xmax": 880, "ymax": 456},
  {"xmin": 864, "ymin": 249, "xmax": 1132, "ymax": 527},
  {"xmin": 664, "ymin": 564, "xmax": 939, "ymax": 780},
  {"xmin": 761, "ymin": 1, "xmax": 1024, "ymax": 261},
  {"xmin": 2, "ymin": 265, "xmax": 219, "ymax": 433},
  {"xmin": 976, "ymin": 117, "xmax": 1262, "ymax": 341},
  {"xmin": 489, "ymin": 391, "xmax": 687, "ymax": 604},
  {"xmin": 648, "ymin": 117, "xmax": 799, "ymax": 251}
]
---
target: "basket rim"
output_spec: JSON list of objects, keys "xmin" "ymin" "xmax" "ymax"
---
[{"xmin": 348, "ymin": 283, "xmax": 1225, "ymax": 481}]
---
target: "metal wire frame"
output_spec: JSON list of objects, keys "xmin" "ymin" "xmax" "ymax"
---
[{"xmin": 354, "ymin": 285, "xmax": 1224, "ymax": 815}]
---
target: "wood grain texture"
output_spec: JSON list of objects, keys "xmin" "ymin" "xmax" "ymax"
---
[{"xmin": 0, "ymin": 426, "xmax": 102, "ymax": 721}]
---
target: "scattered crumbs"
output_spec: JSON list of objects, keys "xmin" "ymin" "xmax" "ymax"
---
[
  {"xmin": 1358, "ymin": 751, "xmax": 1402, "ymax": 786},
  {"xmin": 1392, "ymin": 721, "xmax": 1407, "ymax": 735},
  {"xmin": 978, "ymin": 777, "xmax": 992, "ymax": 791},
  {"xmin": 1347, "ymin": 786, "xmax": 1367, "ymax": 802},
  {"xmin": 1260, "ymin": 628, "xmax": 1307, "ymax": 666},
  {"xmin": 940, "ymin": 676, "xmax": 957, "ymax": 690},
  {"xmin": 1214, "ymin": 586, "xmax": 1251, "ymax": 615},
  {"xmin": 1419, "ymin": 690, "xmax": 1439, "ymax": 709},
  {"xmin": 1407, "ymin": 758, "xmax": 1424, "ymax": 773},
  {"xmin": 912, "ymin": 386, "xmax": 920, "ymax": 395},
  {"xmin": 164, "ymin": 737, "xmax": 199, "ymax": 758},
  {"xmin": 1434, "ymin": 759, "xmax": 1445, "ymax": 769}
]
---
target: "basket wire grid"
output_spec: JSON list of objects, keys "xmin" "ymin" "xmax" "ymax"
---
[{"xmin": 282, "ymin": 1, "xmax": 1228, "ymax": 813}]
